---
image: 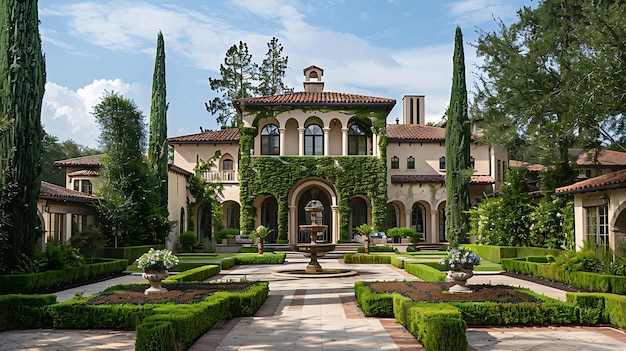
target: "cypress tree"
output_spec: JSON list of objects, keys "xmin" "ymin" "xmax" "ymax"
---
[
  {"xmin": 148, "ymin": 31, "xmax": 169, "ymax": 218},
  {"xmin": 0, "ymin": 0, "xmax": 45, "ymax": 272},
  {"xmin": 445, "ymin": 27, "xmax": 471, "ymax": 247}
]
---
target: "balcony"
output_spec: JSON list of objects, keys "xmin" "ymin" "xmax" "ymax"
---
[{"xmin": 201, "ymin": 171, "xmax": 239, "ymax": 183}]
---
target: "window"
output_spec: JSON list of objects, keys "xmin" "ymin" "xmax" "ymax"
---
[
  {"xmin": 261, "ymin": 124, "xmax": 280, "ymax": 155},
  {"xmin": 411, "ymin": 203, "xmax": 426, "ymax": 234},
  {"xmin": 72, "ymin": 214, "xmax": 87, "ymax": 235},
  {"xmin": 73, "ymin": 179, "xmax": 93, "ymax": 194},
  {"xmin": 391, "ymin": 156, "xmax": 399, "ymax": 169},
  {"xmin": 304, "ymin": 124, "xmax": 324, "ymax": 155},
  {"xmin": 222, "ymin": 159, "xmax": 234, "ymax": 181},
  {"xmin": 179, "ymin": 207, "xmax": 185, "ymax": 234},
  {"xmin": 439, "ymin": 156, "xmax": 446, "ymax": 170},
  {"xmin": 497, "ymin": 159, "xmax": 502, "ymax": 181},
  {"xmin": 407, "ymin": 156, "xmax": 415, "ymax": 169},
  {"xmin": 348, "ymin": 125, "xmax": 367, "ymax": 155},
  {"xmin": 470, "ymin": 156, "xmax": 475, "ymax": 169},
  {"xmin": 586, "ymin": 205, "xmax": 609, "ymax": 248}
]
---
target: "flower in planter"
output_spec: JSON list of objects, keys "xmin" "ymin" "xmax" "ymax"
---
[
  {"xmin": 439, "ymin": 246, "xmax": 481, "ymax": 270},
  {"xmin": 135, "ymin": 248, "xmax": 179, "ymax": 273}
]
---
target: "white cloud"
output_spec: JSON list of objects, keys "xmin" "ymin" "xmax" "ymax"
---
[
  {"xmin": 42, "ymin": 79, "xmax": 148, "ymax": 148},
  {"xmin": 447, "ymin": 0, "xmax": 518, "ymax": 26}
]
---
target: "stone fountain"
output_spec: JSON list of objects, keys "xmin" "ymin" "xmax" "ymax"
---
[{"xmin": 295, "ymin": 200, "xmax": 335, "ymax": 273}]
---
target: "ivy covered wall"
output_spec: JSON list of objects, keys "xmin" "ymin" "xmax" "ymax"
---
[{"xmin": 238, "ymin": 106, "xmax": 390, "ymax": 242}]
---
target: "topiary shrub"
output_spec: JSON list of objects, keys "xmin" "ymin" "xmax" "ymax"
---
[
  {"xmin": 69, "ymin": 225, "xmax": 107, "ymax": 261},
  {"xmin": 179, "ymin": 231, "xmax": 198, "ymax": 253}
]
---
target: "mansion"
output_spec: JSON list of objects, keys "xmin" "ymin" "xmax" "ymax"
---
[{"xmin": 40, "ymin": 66, "xmax": 507, "ymax": 248}]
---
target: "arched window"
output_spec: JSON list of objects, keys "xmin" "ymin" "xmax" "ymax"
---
[
  {"xmin": 411, "ymin": 203, "xmax": 426, "ymax": 235},
  {"xmin": 391, "ymin": 156, "xmax": 399, "ymax": 169},
  {"xmin": 179, "ymin": 207, "xmax": 185, "ymax": 234},
  {"xmin": 407, "ymin": 156, "xmax": 415, "ymax": 169},
  {"xmin": 304, "ymin": 124, "xmax": 323, "ymax": 155},
  {"xmin": 385, "ymin": 203, "xmax": 400, "ymax": 230},
  {"xmin": 348, "ymin": 125, "xmax": 367, "ymax": 155},
  {"xmin": 222, "ymin": 158, "xmax": 234, "ymax": 181},
  {"xmin": 261, "ymin": 124, "xmax": 280, "ymax": 155},
  {"xmin": 439, "ymin": 156, "xmax": 446, "ymax": 170}
]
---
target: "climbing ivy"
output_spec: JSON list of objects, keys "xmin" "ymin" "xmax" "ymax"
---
[{"xmin": 238, "ymin": 106, "xmax": 390, "ymax": 242}]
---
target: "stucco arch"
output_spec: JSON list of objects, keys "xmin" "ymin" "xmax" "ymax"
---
[
  {"xmin": 289, "ymin": 178, "xmax": 338, "ymax": 243},
  {"xmin": 611, "ymin": 201, "xmax": 626, "ymax": 253}
]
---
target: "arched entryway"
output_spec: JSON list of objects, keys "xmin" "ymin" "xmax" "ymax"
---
[
  {"xmin": 349, "ymin": 196, "xmax": 370, "ymax": 240},
  {"xmin": 386, "ymin": 203, "xmax": 401, "ymax": 230},
  {"xmin": 197, "ymin": 203, "xmax": 212, "ymax": 242},
  {"xmin": 411, "ymin": 202, "xmax": 427, "ymax": 242},
  {"xmin": 289, "ymin": 179, "xmax": 338, "ymax": 244},
  {"xmin": 297, "ymin": 189, "xmax": 331, "ymax": 243}
]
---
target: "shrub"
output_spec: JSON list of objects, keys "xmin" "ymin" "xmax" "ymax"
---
[
  {"xmin": 343, "ymin": 253, "xmax": 392, "ymax": 264},
  {"xmin": 354, "ymin": 281, "xmax": 394, "ymax": 317},
  {"xmin": 357, "ymin": 245, "xmax": 395, "ymax": 253},
  {"xmin": 238, "ymin": 246, "xmax": 275, "ymax": 253},
  {"xmin": 36, "ymin": 243, "xmax": 85, "ymax": 271},
  {"xmin": 422, "ymin": 318, "xmax": 467, "ymax": 351},
  {"xmin": 234, "ymin": 253, "xmax": 285, "ymax": 265},
  {"xmin": 0, "ymin": 294, "xmax": 57, "ymax": 330},
  {"xmin": 405, "ymin": 263, "xmax": 446, "ymax": 282},
  {"xmin": 214, "ymin": 228, "xmax": 239, "ymax": 243},
  {"xmin": 164, "ymin": 265, "xmax": 221, "ymax": 283},
  {"xmin": 69, "ymin": 225, "xmax": 107, "ymax": 260},
  {"xmin": 179, "ymin": 231, "xmax": 198, "ymax": 252}
]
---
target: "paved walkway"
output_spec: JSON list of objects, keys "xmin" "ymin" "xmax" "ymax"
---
[{"xmin": 0, "ymin": 253, "xmax": 625, "ymax": 351}]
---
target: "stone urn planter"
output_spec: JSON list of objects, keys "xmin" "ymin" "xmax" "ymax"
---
[
  {"xmin": 447, "ymin": 266, "xmax": 474, "ymax": 293},
  {"xmin": 142, "ymin": 270, "xmax": 169, "ymax": 295}
]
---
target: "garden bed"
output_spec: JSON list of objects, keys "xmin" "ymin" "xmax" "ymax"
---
[
  {"xmin": 84, "ymin": 282, "xmax": 251, "ymax": 305},
  {"xmin": 365, "ymin": 281, "xmax": 539, "ymax": 303}
]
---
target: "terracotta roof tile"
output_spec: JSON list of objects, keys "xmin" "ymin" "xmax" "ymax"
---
[
  {"xmin": 67, "ymin": 169, "xmax": 99, "ymax": 177},
  {"xmin": 576, "ymin": 149, "xmax": 626, "ymax": 167},
  {"xmin": 508, "ymin": 160, "xmax": 546, "ymax": 172},
  {"xmin": 39, "ymin": 181, "xmax": 101, "ymax": 202},
  {"xmin": 235, "ymin": 92, "xmax": 395, "ymax": 108},
  {"xmin": 391, "ymin": 174, "xmax": 494, "ymax": 185},
  {"xmin": 53, "ymin": 154, "xmax": 104, "ymax": 167},
  {"xmin": 556, "ymin": 169, "xmax": 626, "ymax": 194},
  {"xmin": 168, "ymin": 128, "xmax": 240, "ymax": 144},
  {"xmin": 387, "ymin": 124, "xmax": 445, "ymax": 142},
  {"xmin": 168, "ymin": 163, "xmax": 192, "ymax": 176}
]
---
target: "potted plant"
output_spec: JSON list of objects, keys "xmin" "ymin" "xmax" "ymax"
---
[
  {"xmin": 135, "ymin": 248, "xmax": 179, "ymax": 294},
  {"xmin": 249, "ymin": 225, "xmax": 273, "ymax": 255},
  {"xmin": 355, "ymin": 223, "xmax": 374, "ymax": 254},
  {"xmin": 439, "ymin": 246, "xmax": 481, "ymax": 293}
]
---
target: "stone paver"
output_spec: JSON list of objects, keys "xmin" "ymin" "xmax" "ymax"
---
[{"xmin": 0, "ymin": 253, "xmax": 625, "ymax": 351}]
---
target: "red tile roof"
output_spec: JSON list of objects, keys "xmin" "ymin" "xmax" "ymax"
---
[
  {"xmin": 53, "ymin": 154, "xmax": 104, "ymax": 167},
  {"xmin": 556, "ymin": 169, "xmax": 626, "ymax": 195},
  {"xmin": 391, "ymin": 174, "xmax": 494, "ymax": 185},
  {"xmin": 168, "ymin": 128, "xmax": 240, "ymax": 144},
  {"xmin": 508, "ymin": 160, "xmax": 546, "ymax": 172},
  {"xmin": 67, "ymin": 169, "xmax": 99, "ymax": 177},
  {"xmin": 576, "ymin": 149, "xmax": 626, "ymax": 167},
  {"xmin": 235, "ymin": 92, "xmax": 395, "ymax": 109},
  {"xmin": 39, "ymin": 181, "xmax": 101, "ymax": 202},
  {"xmin": 387, "ymin": 124, "xmax": 445, "ymax": 142}
]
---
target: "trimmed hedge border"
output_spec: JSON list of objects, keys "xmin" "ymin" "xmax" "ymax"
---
[
  {"xmin": 164, "ymin": 265, "xmax": 221, "ymax": 283},
  {"xmin": 47, "ymin": 281, "xmax": 269, "ymax": 350},
  {"xmin": 463, "ymin": 245, "xmax": 560, "ymax": 264},
  {"xmin": 0, "ymin": 294, "xmax": 57, "ymax": 331},
  {"xmin": 343, "ymin": 253, "xmax": 393, "ymax": 264},
  {"xmin": 234, "ymin": 253, "xmax": 286, "ymax": 265},
  {"xmin": 405, "ymin": 263, "xmax": 447, "ymax": 282},
  {"xmin": 103, "ymin": 245, "xmax": 165, "ymax": 264},
  {"xmin": 501, "ymin": 258, "xmax": 626, "ymax": 294},
  {"xmin": 0, "ymin": 258, "xmax": 128, "ymax": 294},
  {"xmin": 355, "ymin": 281, "xmax": 626, "ymax": 351}
]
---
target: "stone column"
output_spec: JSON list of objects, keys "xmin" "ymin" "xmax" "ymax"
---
[
  {"xmin": 279, "ymin": 127, "xmax": 286, "ymax": 156},
  {"xmin": 298, "ymin": 128, "xmax": 305, "ymax": 156},
  {"xmin": 341, "ymin": 128, "xmax": 348, "ymax": 156},
  {"xmin": 323, "ymin": 127, "xmax": 330, "ymax": 156},
  {"xmin": 331, "ymin": 205, "xmax": 339, "ymax": 243}
]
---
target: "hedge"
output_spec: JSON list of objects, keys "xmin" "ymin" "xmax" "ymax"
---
[
  {"xmin": 0, "ymin": 294, "xmax": 57, "ymax": 330},
  {"xmin": 237, "ymin": 247, "xmax": 275, "ymax": 253},
  {"xmin": 47, "ymin": 281, "xmax": 269, "ymax": 350},
  {"xmin": 501, "ymin": 258, "xmax": 626, "ymax": 294},
  {"xmin": 567, "ymin": 292, "xmax": 626, "ymax": 329},
  {"xmin": 343, "ymin": 253, "xmax": 392, "ymax": 264},
  {"xmin": 354, "ymin": 281, "xmax": 394, "ymax": 317},
  {"xmin": 0, "ymin": 258, "xmax": 129, "ymax": 294},
  {"xmin": 390, "ymin": 256, "xmax": 405, "ymax": 269},
  {"xmin": 233, "ymin": 253, "xmax": 286, "ymax": 265},
  {"xmin": 463, "ymin": 245, "xmax": 560, "ymax": 263},
  {"xmin": 405, "ymin": 263, "xmax": 447, "ymax": 282},
  {"xmin": 164, "ymin": 265, "xmax": 221, "ymax": 283},
  {"xmin": 357, "ymin": 245, "xmax": 395, "ymax": 253},
  {"xmin": 103, "ymin": 245, "xmax": 165, "ymax": 264}
]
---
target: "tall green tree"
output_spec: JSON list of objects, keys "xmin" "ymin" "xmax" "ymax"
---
[
  {"xmin": 258, "ymin": 37, "xmax": 290, "ymax": 96},
  {"xmin": 445, "ymin": 26, "xmax": 471, "ymax": 247},
  {"xmin": 0, "ymin": 0, "xmax": 45, "ymax": 273},
  {"xmin": 148, "ymin": 31, "xmax": 169, "ymax": 222},
  {"xmin": 94, "ymin": 92, "xmax": 169, "ymax": 246},
  {"xmin": 473, "ymin": 0, "xmax": 626, "ymax": 189},
  {"xmin": 206, "ymin": 41, "xmax": 258, "ymax": 128}
]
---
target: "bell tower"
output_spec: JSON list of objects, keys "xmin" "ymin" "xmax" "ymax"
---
[{"xmin": 303, "ymin": 65, "xmax": 324, "ymax": 93}]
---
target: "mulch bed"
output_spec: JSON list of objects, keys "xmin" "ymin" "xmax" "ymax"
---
[
  {"xmin": 84, "ymin": 282, "xmax": 252, "ymax": 305},
  {"xmin": 366, "ymin": 281, "xmax": 540, "ymax": 303}
]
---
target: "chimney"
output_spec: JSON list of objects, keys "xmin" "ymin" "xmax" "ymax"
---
[
  {"xmin": 303, "ymin": 65, "xmax": 324, "ymax": 93},
  {"xmin": 401, "ymin": 95, "xmax": 425, "ymax": 125}
]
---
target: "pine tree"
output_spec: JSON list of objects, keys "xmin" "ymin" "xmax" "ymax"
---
[
  {"xmin": 206, "ymin": 41, "xmax": 258, "ymax": 128},
  {"xmin": 148, "ymin": 31, "xmax": 169, "ymax": 222},
  {"xmin": 258, "ymin": 37, "xmax": 290, "ymax": 96},
  {"xmin": 0, "ymin": 0, "xmax": 45, "ymax": 272},
  {"xmin": 445, "ymin": 27, "xmax": 471, "ymax": 247}
]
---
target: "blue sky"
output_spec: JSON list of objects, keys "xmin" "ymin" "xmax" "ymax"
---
[{"xmin": 39, "ymin": 0, "xmax": 534, "ymax": 148}]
